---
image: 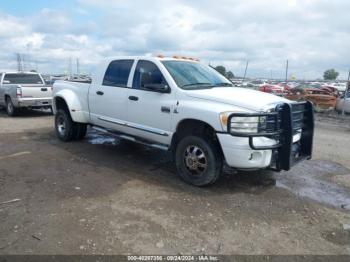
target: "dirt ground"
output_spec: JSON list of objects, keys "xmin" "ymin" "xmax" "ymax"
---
[{"xmin": 0, "ymin": 109, "xmax": 349, "ymax": 255}]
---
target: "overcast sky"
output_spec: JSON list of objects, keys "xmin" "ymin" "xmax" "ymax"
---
[{"xmin": 0, "ymin": 0, "xmax": 349, "ymax": 79}]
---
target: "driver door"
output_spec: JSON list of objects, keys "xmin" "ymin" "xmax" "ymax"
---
[{"xmin": 126, "ymin": 60, "xmax": 175, "ymax": 145}]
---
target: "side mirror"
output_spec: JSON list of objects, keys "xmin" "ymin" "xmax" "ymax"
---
[
  {"xmin": 2, "ymin": 80, "xmax": 10, "ymax": 84},
  {"xmin": 144, "ymin": 83, "xmax": 170, "ymax": 93}
]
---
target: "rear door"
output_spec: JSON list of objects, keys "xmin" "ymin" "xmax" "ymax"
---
[
  {"xmin": 126, "ymin": 60, "xmax": 174, "ymax": 145},
  {"xmin": 89, "ymin": 59, "xmax": 134, "ymax": 133}
]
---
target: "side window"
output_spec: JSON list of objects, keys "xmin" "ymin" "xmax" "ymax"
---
[
  {"xmin": 102, "ymin": 60, "xmax": 134, "ymax": 87},
  {"xmin": 132, "ymin": 60, "xmax": 167, "ymax": 90}
]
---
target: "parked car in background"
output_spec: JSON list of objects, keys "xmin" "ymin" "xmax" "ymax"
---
[
  {"xmin": 0, "ymin": 72, "xmax": 52, "ymax": 116},
  {"xmin": 258, "ymin": 84, "xmax": 285, "ymax": 96},
  {"xmin": 320, "ymin": 85, "xmax": 340, "ymax": 96},
  {"xmin": 328, "ymin": 82, "xmax": 347, "ymax": 92},
  {"xmin": 52, "ymin": 56, "xmax": 314, "ymax": 186},
  {"xmin": 336, "ymin": 92, "xmax": 350, "ymax": 113}
]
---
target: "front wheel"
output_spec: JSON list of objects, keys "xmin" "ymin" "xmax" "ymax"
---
[{"xmin": 175, "ymin": 136, "xmax": 222, "ymax": 186}]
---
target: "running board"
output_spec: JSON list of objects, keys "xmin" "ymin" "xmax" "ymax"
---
[{"xmin": 91, "ymin": 126, "xmax": 169, "ymax": 151}]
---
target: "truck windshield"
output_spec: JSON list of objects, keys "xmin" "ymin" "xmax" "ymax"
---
[
  {"xmin": 3, "ymin": 73, "xmax": 44, "ymax": 85},
  {"xmin": 162, "ymin": 61, "xmax": 233, "ymax": 90}
]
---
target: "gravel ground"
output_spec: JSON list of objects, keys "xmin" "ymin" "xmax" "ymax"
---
[{"xmin": 0, "ymin": 109, "xmax": 349, "ymax": 255}]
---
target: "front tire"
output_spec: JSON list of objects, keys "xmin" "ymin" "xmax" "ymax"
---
[{"xmin": 175, "ymin": 136, "xmax": 222, "ymax": 186}]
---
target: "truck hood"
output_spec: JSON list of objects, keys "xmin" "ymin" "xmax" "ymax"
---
[{"xmin": 186, "ymin": 87, "xmax": 291, "ymax": 111}]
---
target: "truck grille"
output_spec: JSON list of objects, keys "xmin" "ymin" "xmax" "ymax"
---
[
  {"xmin": 291, "ymin": 103, "xmax": 306, "ymax": 132},
  {"xmin": 227, "ymin": 101, "xmax": 314, "ymax": 171},
  {"xmin": 264, "ymin": 103, "xmax": 306, "ymax": 136}
]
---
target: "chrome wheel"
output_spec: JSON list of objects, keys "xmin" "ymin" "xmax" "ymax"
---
[
  {"xmin": 183, "ymin": 145, "xmax": 208, "ymax": 175},
  {"xmin": 57, "ymin": 115, "xmax": 66, "ymax": 136}
]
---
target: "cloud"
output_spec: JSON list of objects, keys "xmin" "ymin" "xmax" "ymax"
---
[
  {"xmin": 0, "ymin": 13, "xmax": 28, "ymax": 38},
  {"xmin": 0, "ymin": 0, "xmax": 349, "ymax": 78},
  {"xmin": 32, "ymin": 8, "xmax": 71, "ymax": 34}
]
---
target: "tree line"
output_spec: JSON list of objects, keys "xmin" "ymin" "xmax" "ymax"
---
[
  {"xmin": 212, "ymin": 65, "xmax": 234, "ymax": 79},
  {"xmin": 213, "ymin": 65, "xmax": 341, "ymax": 81}
]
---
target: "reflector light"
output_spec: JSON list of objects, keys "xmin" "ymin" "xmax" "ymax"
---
[{"xmin": 16, "ymin": 87, "xmax": 22, "ymax": 98}]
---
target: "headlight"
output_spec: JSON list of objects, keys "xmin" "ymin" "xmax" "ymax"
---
[{"xmin": 220, "ymin": 112, "xmax": 267, "ymax": 134}]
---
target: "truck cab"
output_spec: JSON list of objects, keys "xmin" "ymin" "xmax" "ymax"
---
[{"xmin": 53, "ymin": 56, "xmax": 314, "ymax": 186}]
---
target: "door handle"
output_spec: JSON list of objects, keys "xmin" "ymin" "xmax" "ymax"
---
[
  {"xmin": 41, "ymin": 88, "xmax": 48, "ymax": 91},
  {"xmin": 161, "ymin": 106, "xmax": 171, "ymax": 113},
  {"xmin": 96, "ymin": 91, "xmax": 104, "ymax": 95},
  {"xmin": 129, "ymin": 96, "xmax": 139, "ymax": 101}
]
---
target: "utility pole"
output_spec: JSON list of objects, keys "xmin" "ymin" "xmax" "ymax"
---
[
  {"xmin": 76, "ymin": 58, "xmax": 80, "ymax": 75},
  {"xmin": 341, "ymin": 69, "xmax": 350, "ymax": 116},
  {"xmin": 270, "ymin": 69, "xmax": 273, "ymax": 82},
  {"xmin": 242, "ymin": 61, "xmax": 249, "ymax": 84},
  {"xmin": 16, "ymin": 53, "xmax": 23, "ymax": 72},
  {"xmin": 22, "ymin": 54, "xmax": 26, "ymax": 71},
  {"xmin": 283, "ymin": 60, "xmax": 289, "ymax": 97},
  {"xmin": 285, "ymin": 60, "xmax": 289, "ymax": 84},
  {"xmin": 68, "ymin": 57, "xmax": 72, "ymax": 80}
]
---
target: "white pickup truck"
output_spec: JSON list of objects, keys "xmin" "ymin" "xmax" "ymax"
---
[
  {"xmin": 0, "ymin": 72, "xmax": 53, "ymax": 116},
  {"xmin": 53, "ymin": 56, "xmax": 314, "ymax": 186}
]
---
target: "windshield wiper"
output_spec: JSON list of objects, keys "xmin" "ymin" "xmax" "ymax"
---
[
  {"xmin": 181, "ymin": 82, "xmax": 214, "ymax": 88},
  {"xmin": 212, "ymin": 82, "xmax": 233, "ymax": 87}
]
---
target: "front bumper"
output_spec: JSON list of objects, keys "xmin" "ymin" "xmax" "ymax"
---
[
  {"xmin": 217, "ymin": 134, "xmax": 273, "ymax": 169},
  {"xmin": 217, "ymin": 101, "xmax": 314, "ymax": 171},
  {"xmin": 14, "ymin": 98, "xmax": 52, "ymax": 108}
]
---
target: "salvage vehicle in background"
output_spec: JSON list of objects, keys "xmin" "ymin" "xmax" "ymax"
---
[
  {"xmin": 320, "ymin": 85, "xmax": 340, "ymax": 97},
  {"xmin": 336, "ymin": 92, "xmax": 350, "ymax": 114},
  {"xmin": 0, "ymin": 72, "xmax": 53, "ymax": 116},
  {"xmin": 258, "ymin": 84, "xmax": 286, "ymax": 96},
  {"xmin": 52, "ymin": 56, "xmax": 314, "ymax": 186},
  {"xmin": 327, "ymin": 82, "xmax": 347, "ymax": 92},
  {"xmin": 285, "ymin": 88, "xmax": 337, "ymax": 111}
]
